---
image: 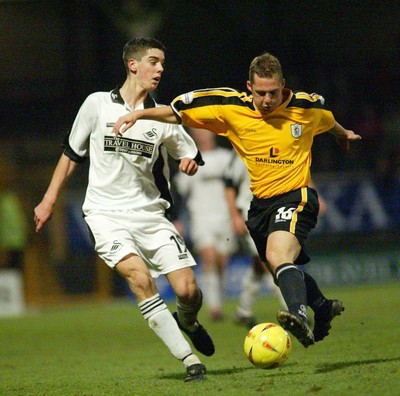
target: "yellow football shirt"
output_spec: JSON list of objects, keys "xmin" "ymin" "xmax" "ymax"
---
[{"xmin": 171, "ymin": 87, "xmax": 335, "ymax": 198}]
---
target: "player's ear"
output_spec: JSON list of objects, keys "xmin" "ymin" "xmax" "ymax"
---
[
  {"xmin": 281, "ymin": 79, "xmax": 285, "ymax": 88},
  {"xmin": 128, "ymin": 58, "xmax": 137, "ymax": 73},
  {"xmin": 246, "ymin": 80, "xmax": 252, "ymax": 91}
]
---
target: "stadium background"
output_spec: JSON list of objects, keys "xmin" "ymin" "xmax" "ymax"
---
[{"xmin": 0, "ymin": 1, "xmax": 399, "ymax": 309}]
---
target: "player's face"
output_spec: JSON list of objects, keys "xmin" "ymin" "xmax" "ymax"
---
[
  {"xmin": 135, "ymin": 48, "xmax": 165, "ymax": 91},
  {"xmin": 247, "ymin": 75, "xmax": 285, "ymax": 115}
]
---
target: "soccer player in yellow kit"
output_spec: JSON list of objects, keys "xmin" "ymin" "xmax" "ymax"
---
[{"xmin": 113, "ymin": 52, "xmax": 361, "ymax": 347}]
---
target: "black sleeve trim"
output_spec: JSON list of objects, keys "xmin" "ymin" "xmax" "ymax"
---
[
  {"xmin": 223, "ymin": 176, "xmax": 235, "ymax": 188},
  {"xmin": 62, "ymin": 133, "xmax": 87, "ymax": 163},
  {"xmin": 194, "ymin": 150, "xmax": 205, "ymax": 166},
  {"xmin": 175, "ymin": 150, "xmax": 205, "ymax": 166}
]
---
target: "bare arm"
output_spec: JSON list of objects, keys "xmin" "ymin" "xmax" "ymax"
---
[
  {"xmin": 34, "ymin": 153, "xmax": 77, "ymax": 232},
  {"xmin": 328, "ymin": 121, "xmax": 362, "ymax": 150},
  {"xmin": 308, "ymin": 179, "xmax": 327, "ymax": 216},
  {"xmin": 113, "ymin": 106, "xmax": 179, "ymax": 136},
  {"xmin": 225, "ymin": 186, "xmax": 248, "ymax": 235}
]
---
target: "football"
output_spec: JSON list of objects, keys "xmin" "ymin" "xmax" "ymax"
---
[{"xmin": 244, "ymin": 322, "xmax": 292, "ymax": 369}]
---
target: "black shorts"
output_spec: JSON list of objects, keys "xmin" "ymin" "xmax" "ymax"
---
[{"xmin": 246, "ymin": 187, "xmax": 319, "ymax": 265}]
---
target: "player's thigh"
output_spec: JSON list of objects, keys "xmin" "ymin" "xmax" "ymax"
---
[
  {"xmin": 198, "ymin": 245, "xmax": 219, "ymax": 269},
  {"xmin": 135, "ymin": 214, "xmax": 197, "ymax": 277},
  {"xmin": 85, "ymin": 211, "xmax": 139, "ymax": 268},
  {"xmin": 116, "ymin": 254, "xmax": 158, "ymax": 300},
  {"xmin": 266, "ymin": 230, "xmax": 301, "ymax": 268}
]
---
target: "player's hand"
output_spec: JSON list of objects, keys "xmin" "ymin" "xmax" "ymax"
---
[
  {"xmin": 179, "ymin": 158, "xmax": 198, "ymax": 176},
  {"xmin": 232, "ymin": 212, "xmax": 247, "ymax": 235},
  {"xmin": 336, "ymin": 130, "xmax": 362, "ymax": 151},
  {"xmin": 112, "ymin": 112, "xmax": 138, "ymax": 136},
  {"xmin": 34, "ymin": 200, "xmax": 54, "ymax": 233}
]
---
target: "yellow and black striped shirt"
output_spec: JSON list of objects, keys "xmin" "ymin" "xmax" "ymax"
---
[{"xmin": 171, "ymin": 87, "xmax": 335, "ymax": 199}]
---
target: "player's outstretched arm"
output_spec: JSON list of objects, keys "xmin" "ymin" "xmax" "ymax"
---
[
  {"xmin": 328, "ymin": 121, "xmax": 362, "ymax": 151},
  {"xmin": 113, "ymin": 106, "xmax": 179, "ymax": 136},
  {"xmin": 34, "ymin": 153, "xmax": 77, "ymax": 233}
]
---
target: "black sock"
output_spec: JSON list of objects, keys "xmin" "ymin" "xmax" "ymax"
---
[
  {"xmin": 301, "ymin": 270, "xmax": 327, "ymax": 313},
  {"xmin": 176, "ymin": 289, "xmax": 203, "ymax": 328},
  {"xmin": 276, "ymin": 263, "xmax": 308, "ymax": 322}
]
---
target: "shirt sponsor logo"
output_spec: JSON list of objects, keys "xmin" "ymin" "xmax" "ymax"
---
[
  {"xmin": 104, "ymin": 136, "xmax": 154, "ymax": 158},
  {"xmin": 255, "ymin": 157, "xmax": 295, "ymax": 167},
  {"xmin": 254, "ymin": 147, "xmax": 294, "ymax": 166},
  {"xmin": 270, "ymin": 147, "xmax": 279, "ymax": 157}
]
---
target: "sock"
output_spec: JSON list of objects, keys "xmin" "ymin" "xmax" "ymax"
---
[
  {"xmin": 139, "ymin": 294, "xmax": 192, "ymax": 360},
  {"xmin": 236, "ymin": 267, "xmax": 263, "ymax": 317},
  {"xmin": 182, "ymin": 353, "xmax": 202, "ymax": 368},
  {"xmin": 176, "ymin": 289, "xmax": 202, "ymax": 332},
  {"xmin": 201, "ymin": 270, "xmax": 222, "ymax": 312},
  {"xmin": 276, "ymin": 263, "xmax": 308, "ymax": 322},
  {"xmin": 301, "ymin": 270, "xmax": 328, "ymax": 313}
]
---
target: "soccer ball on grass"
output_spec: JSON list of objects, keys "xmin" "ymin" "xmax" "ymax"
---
[{"xmin": 244, "ymin": 322, "xmax": 292, "ymax": 369}]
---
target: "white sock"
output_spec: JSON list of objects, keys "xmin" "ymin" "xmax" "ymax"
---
[
  {"xmin": 201, "ymin": 270, "xmax": 222, "ymax": 311},
  {"xmin": 182, "ymin": 353, "xmax": 202, "ymax": 368},
  {"xmin": 236, "ymin": 267, "xmax": 263, "ymax": 317},
  {"xmin": 139, "ymin": 294, "xmax": 192, "ymax": 360},
  {"xmin": 264, "ymin": 273, "xmax": 287, "ymax": 309}
]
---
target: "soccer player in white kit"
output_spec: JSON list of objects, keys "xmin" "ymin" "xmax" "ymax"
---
[
  {"xmin": 34, "ymin": 38, "xmax": 213, "ymax": 382},
  {"xmin": 175, "ymin": 128, "xmax": 234, "ymax": 320}
]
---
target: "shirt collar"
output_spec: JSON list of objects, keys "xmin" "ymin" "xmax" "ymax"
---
[{"xmin": 110, "ymin": 87, "xmax": 157, "ymax": 109}]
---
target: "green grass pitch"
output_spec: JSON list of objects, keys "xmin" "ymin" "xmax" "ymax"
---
[{"xmin": 0, "ymin": 283, "xmax": 399, "ymax": 395}]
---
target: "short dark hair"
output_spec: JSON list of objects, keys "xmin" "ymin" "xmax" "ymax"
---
[
  {"xmin": 249, "ymin": 52, "xmax": 283, "ymax": 83},
  {"xmin": 122, "ymin": 38, "xmax": 166, "ymax": 71}
]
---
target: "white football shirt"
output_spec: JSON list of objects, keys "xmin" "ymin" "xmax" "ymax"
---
[
  {"xmin": 174, "ymin": 147, "xmax": 235, "ymax": 253},
  {"xmin": 175, "ymin": 147, "xmax": 232, "ymax": 221},
  {"xmin": 223, "ymin": 152, "xmax": 253, "ymax": 220},
  {"xmin": 63, "ymin": 88, "xmax": 202, "ymax": 214}
]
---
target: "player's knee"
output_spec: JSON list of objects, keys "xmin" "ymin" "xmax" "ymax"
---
[
  {"xmin": 177, "ymin": 287, "xmax": 203, "ymax": 313},
  {"xmin": 266, "ymin": 247, "xmax": 294, "ymax": 269},
  {"xmin": 175, "ymin": 277, "xmax": 200, "ymax": 302},
  {"xmin": 176, "ymin": 281, "xmax": 198, "ymax": 301},
  {"xmin": 265, "ymin": 251, "xmax": 280, "ymax": 269},
  {"xmin": 123, "ymin": 268, "xmax": 155, "ymax": 296}
]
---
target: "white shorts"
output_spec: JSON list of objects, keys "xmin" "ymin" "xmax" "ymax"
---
[
  {"xmin": 84, "ymin": 208, "xmax": 196, "ymax": 278},
  {"xmin": 190, "ymin": 214, "xmax": 235, "ymax": 255}
]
